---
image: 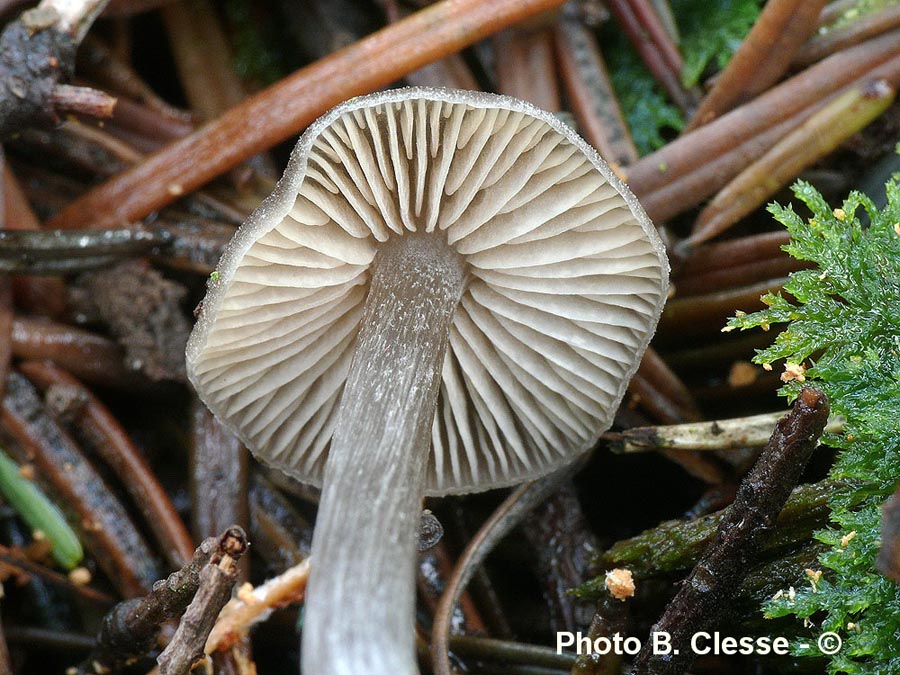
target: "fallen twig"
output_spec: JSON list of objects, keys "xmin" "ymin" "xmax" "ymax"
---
[
  {"xmin": 629, "ymin": 387, "xmax": 830, "ymax": 675},
  {"xmin": 554, "ymin": 2, "xmax": 638, "ymax": 167},
  {"xmin": 157, "ymin": 527, "xmax": 248, "ymax": 675},
  {"xmin": 795, "ymin": 3, "xmax": 900, "ymax": 67},
  {"xmin": 76, "ymin": 528, "xmax": 244, "ymax": 675},
  {"xmin": 627, "ymin": 29, "xmax": 900, "ymax": 198},
  {"xmin": 432, "ymin": 468, "xmax": 576, "ymax": 675},
  {"xmin": 0, "ymin": 226, "xmax": 170, "ymax": 273},
  {"xmin": 687, "ymin": 79, "xmax": 895, "ymax": 247},
  {"xmin": 606, "ymin": 411, "xmax": 845, "ymax": 453},
  {"xmin": 0, "ymin": 0, "xmax": 112, "ymax": 139}
]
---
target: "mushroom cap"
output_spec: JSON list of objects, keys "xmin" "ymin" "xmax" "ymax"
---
[{"xmin": 187, "ymin": 87, "xmax": 668, "ymax": 496}]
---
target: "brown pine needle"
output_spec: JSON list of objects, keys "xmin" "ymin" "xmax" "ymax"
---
[
  {"xmin": 687, "ymin": 79, "xmax": 895, "ymax": 247},
  {"xmin": 47, "ymin": 0, "xmax": 569, "ymax": 230}
]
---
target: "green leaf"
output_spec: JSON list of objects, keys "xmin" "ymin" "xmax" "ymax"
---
[{"xmin": 0, "ymin": 448, "xmax": 83, "ymax": 570}]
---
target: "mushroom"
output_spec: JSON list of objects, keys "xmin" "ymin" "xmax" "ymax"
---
[{"xmin": 186, "ymin": 87, "xmax": 668, "ymax": 674}]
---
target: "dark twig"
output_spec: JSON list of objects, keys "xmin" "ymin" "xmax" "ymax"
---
[
  {"xmin": 524, "ymin": 482, "xmax": 600, "ymax": 633},
  {"xmin": 78, "ymin": 35, "xmax": 193, "ymax": 124},
  {"xmin": 190, "ymin": 400, "xmax": 249, "ymax": 575},
  {"xmin": 189, "ymin": 399, "xmax": 253, "ymax": 673},
  {"xmin": 0, "ymin": 1, "xmax": 110, "ymax": 139},
  {"xmin": 156, "ymin": 527, "xmax": 248, "ymax": 675},
  {"xmin": 629, "ymin": 387, "xmax": 830, "ymax": 675},
  {"xmin": 0, "ymin": 226, "xmax": 171, "ymax": 273},
  {"xmin": 877, "ymin": 484, "xmax": 900, "ymax": 583},
  {"xmin": 76, "ymin": 528, "xmax": 242, "ymax": 675},
  {"xmin": 2, "ymin": 165, "xmax": 67, "ymax": 317},
  {"xmin": 249, "ymin": 472, "xmax": 312, "ymax": 569},
  {"xmin": 447, "ymin": 635, "xmax": 576, "ymax": 671},
  {"xmin": 571, "ymin": 595, "xmax": 631, "ymax": 675}
]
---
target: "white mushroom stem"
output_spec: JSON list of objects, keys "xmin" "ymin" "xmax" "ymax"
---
[{"xmin": 302, "ymin": 233, "xmax": 466, "ymax": 675}]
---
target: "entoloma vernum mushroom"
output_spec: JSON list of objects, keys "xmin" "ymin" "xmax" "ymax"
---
[{"xmin": 187, "ymin": 87, "xmax": 668, "ymax": 674}]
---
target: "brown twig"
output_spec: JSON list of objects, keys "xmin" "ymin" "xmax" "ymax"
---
[
  {"xmin": 161, "ymin": 0, "xmax": 247, "ymax": 122},
  {"xmin": 634, "ymin": 348, "xmax": 702, "ymax": 422},
  {"xmin": 679, "ymin": 230, "xmax": 790, "ymax": 276},
  {"xmin": 156, "ymin": 527, "xmax": 248, "ymax": 675},
  {"xmin": 48, "ymin": 83, "xmax": 116, "ymax": 118},
  {"xmin": 48, "ymin": 0, "xmax": 571, "ymax": 230},
  {"xmin": 11, "ymin": 316, "xmax": 144, "ymax": 390},
  {"xmin": 675, "ymin": 255, "xmax": 803, "ymax": 297},
  {"xmin": 0, "ymin": 543, "xmax": 114, "ymax": 605},
  {"xmin": 379, "ymin": 0, "xmax": 480, "ymax": 90},
  {"xmin": 687, "ymin": 0, "xmax": 828, "ymax": 130},
  {"xmin": 629, "ymin": 387, "xmax": 830, "ymax": 675},
  {"xmin": 658, "ymin": 278, "xmax": 788, "ymax": 339},
  {"xmin": 76, "ymin": 528, "xmax": 242, "ymax": 675},
  {"xmin": 639, "ymin": 106, "xmax": 819, "ymax": 223},
  {"xmin": 1, "ymin": 371, "xmax": 161, "ymax": 597},
  {"xmin": 20, "ymin": 360, "xmax": 195, "ymax": 569}
]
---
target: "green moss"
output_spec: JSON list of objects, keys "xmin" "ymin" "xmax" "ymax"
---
[
  {"xmin": 728, "ymin": 175, "xmax": 900, "ymax": 674},
  {"xmin": 672, "ymin": 0, "xmax": 763, "ymax": 87},
  {"xmin": 599, "ymin": 25, "xmax": 684, "ymax": 155},
  {"xmin": 600, "ymin": 0, "xmax": 762, "ymax": 154}
]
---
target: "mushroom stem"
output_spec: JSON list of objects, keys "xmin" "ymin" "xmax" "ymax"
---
[{"xmin": 302, "ymin": 233, "xmax": 466, "ymax": 675}]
